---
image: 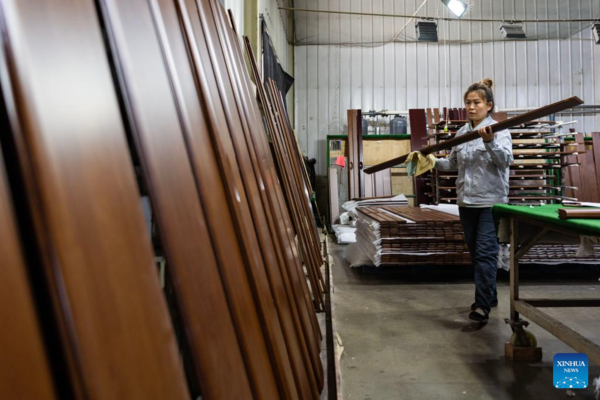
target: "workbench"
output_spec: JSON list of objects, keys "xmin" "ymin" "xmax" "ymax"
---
[{"xmin": 493, "ymin": 204, "xmax": 600, "ymax": 365}]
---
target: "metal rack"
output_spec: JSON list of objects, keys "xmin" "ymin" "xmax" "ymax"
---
[{"xmin": 423, "ymin": 112, "xmax": 582, "ymax": 205}]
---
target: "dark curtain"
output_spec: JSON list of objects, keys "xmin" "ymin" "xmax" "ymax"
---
[{"xmin": 262, "ymin": 19, "xmax": 294, "ymax": 110}]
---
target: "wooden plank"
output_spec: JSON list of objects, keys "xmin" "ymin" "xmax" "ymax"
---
[
  {"xmin": 347, "ymin": 110, "xmax": 363, "ymax": 199},
  {"xmin": 0, "ymin": 0, "xmax": 189, "ymax": 397},
  {"xmin": 95, "ymin": 0, "xmax": 263, "ymax": 397},
  {"xmin": 366, "ymin": 97, "xmax": 585, "ymax": 174},
  {"xmin": 510, "ymin": 218, "xmax": 520, "ymax": 322},
  {"xmin": 363, "ymin": 139, "xmax": 411, "ymax": 166},
  {"xmin": 217, "ymin": 7, "xmax": 323, "ymax": 395},
  {"xmin": 558, "ymin": 209, "xmax": 600, "ymax": 219},
  {"xmin": 268, "ymin": 81, "xmax": 326, "ymax": 304},
  {"xmin": 245, "ymin": 37, "xmax": 325, "ymax": 320},
  {"xmin": 523, "ymin": 299, "xmax": 600, "ymax": 307},
  {"xmin": 426, "ymin": 108, "xmax": 433, "ymax": 134},
  {"xmin": 515, "ymin": 300, "xmax": 600, "ymax": 366},
  {"xmin": 575, "ymin": 134, "xmax": 599, "ymax": 202},
  {"xmin": 181, "ymin": 1, "xmax": 318, "ymax": 398},
  {"xmin": 593, "ymin": 133, "xmax": 600, "ymax": 197},
  {"xmin": 0, "ymin": 145, "xmax": 56, "ymax": 398},
  {"xmin": 563, "ymin": 134, "xmax": 583, "ymax": 199},
  {"xmin": 408, "ymin": 109, "xmax": 428, "ymax": 205},
  {"xmin": 244, "ymin": 32, "xmax": 324, "ymax": 372}
]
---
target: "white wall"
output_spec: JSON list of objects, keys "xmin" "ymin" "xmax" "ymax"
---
[
  {"xmin": 294, "ymin": 1, "xmax": 600, "ymax": 176},
  {"xmin": 222, "ymin": 0, "xmax": 244, "ymax": 38}
]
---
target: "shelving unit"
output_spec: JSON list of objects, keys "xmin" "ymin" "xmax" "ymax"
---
[{"xmin": 423, "ymin": 114, "xmax": 583, "ymax": 205}]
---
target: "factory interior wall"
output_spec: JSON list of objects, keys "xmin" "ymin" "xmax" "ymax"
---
[{"xmin": 293, "ymin": 0, "xmax": 600, "ymax": 178}]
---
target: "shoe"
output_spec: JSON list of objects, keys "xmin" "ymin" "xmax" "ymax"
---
[
  {"xmin": 471, "ymin": 300, "xmax": 498, "ymax": 311},
  {"xmin": 468, "ymin": 308, "xmax": 489, "ymax": 324}
]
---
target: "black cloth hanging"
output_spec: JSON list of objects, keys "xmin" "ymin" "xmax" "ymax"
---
[{"xmin": 262, "ymin": 19, "xmax": 294, "ymax": 110}]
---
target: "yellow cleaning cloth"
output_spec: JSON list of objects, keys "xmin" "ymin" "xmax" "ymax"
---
[{"xmin": 405, "ymin": 151, "xmax": 436, "ymax": 177}]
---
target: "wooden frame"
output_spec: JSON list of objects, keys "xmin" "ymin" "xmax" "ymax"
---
[
  {"xmin": 347, "ymin": 110, "xmax": 364, "ymax": 199},
  {"xmin": 507, "ymin": 216, "xmax": 600, "ymax": 366}
]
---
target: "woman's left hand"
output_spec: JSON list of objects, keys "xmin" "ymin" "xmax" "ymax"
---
[{"xmin": 478, "ymin": 126, "xmax": 494, "ymax": 143}]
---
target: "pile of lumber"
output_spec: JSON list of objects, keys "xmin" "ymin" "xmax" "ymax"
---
[{"xmin": 354, "ymin": 206, "xmax": 471, "ymax": 266}]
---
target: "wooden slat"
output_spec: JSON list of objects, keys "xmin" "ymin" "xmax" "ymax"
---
[
  {"xmin": 178, "ymin": 0, "xmax": 320, "ymax": 398},
  {"xmin": 347, "ymin": 110, "xmax": 363, "ymax": 199},
  {"xmin": 0, "ymin": 144, "xmax": 56, "ymax": 398},
  {"xmin": 215, "ymin": 6, "xmax": 323, "ymax": 396},
  {"xmin": 558, "ymin": 208, "xmax": 600, "ymax": 219},
  {"xmin": 563, "ymin": 135, "xmax": 583, "ymax": 199},
  {"xmin": 593, "ymin": 133, "xmax": 600, "ymax": 196},
  {"xmin": 268, "ymin": 80, "xmax": 326, "ymax": 306},
  {"xmin": 95, "ymin": 0, "xmax": 263, "ymax": 397},
  {"xmin": 408, "ymin": 109, "xmax": 429, "ymax": 205},
  {"xmin": 575, "ymin": 134, "xmax": 599, "ymax": 202},
  {"xmin": 244, "ymin": 35, "xmax": 325, "ymax": 323},
  {"xmin": 0, "ymin": 0, "xmax": 189, "ymax": 397}
]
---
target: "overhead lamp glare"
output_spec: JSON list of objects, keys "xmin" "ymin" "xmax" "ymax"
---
[{"xmin": 441, "ymin": 0, "xmax": 467, "ymax": 18}]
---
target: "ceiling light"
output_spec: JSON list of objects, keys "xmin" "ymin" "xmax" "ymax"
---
[
  {"xmin": 593, "ymin": 23, "xmax": 600, "ymax": 44},
  {"xmin": 441, "ymin": 0, "xmax": 467, "ymax": 18},
  {"xmin": 415, "ymin": 20, "xmax": 438, "ymax": 42},
  {"xmin": 500, "ymin": 24, "xmax": 526, "ymax": 39}
]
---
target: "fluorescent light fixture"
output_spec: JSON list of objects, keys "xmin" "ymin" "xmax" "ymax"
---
[
  {"xmin": 441, "ymin": 0, "xmax": 467, "ymax": 18},
  {"xmin": 593, "ymin": 23, "xmax": 600, "ymax": 44},
  {"xmin": 500, "ymin": 24, "xmax": 526, "ymax": 39},
  {"xmin": 415, "ymin": 20, "xmax": 438, "ymax": 42}
]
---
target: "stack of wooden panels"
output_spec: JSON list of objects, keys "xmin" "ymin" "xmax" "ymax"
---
[
  {"xmin": 0, "ymin": 0, "xmax": 323, "ymax": 398},
  {"xmin": 355, "ymin": 207, "xmax": 471, "ymax": 267},
  {"xmin": 563, "ymin": 133, "xmax": 600, "ymax": 202},
  {"xmin": 521, "ymin": 244, "xmax": 600, "ymax": 264},
  {"xmin": 428, "ymin": 118, "xmax": 583, "ymax": 204}
]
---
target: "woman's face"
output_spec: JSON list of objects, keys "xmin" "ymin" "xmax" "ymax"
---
[{"xmin": 465, "ymin": 91, "xmax": 492, "ymax": 126}]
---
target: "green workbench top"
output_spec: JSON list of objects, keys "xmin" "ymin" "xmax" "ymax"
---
[{"xmin": 493, "ymin": 204, "xmax": 600, "ymax": 237}]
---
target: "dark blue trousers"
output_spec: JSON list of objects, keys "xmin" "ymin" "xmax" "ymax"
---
[{"xmin": 458, "ymin": 207, "xmax": 499, "ymax": 313}]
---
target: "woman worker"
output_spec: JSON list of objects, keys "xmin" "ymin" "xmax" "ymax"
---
[{"xmin": 435, "ymin": 79, "xmax": 513, "ymax": 324}]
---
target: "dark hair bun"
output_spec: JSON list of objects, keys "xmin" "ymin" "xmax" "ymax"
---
[{"xmin": 480, "ymin": 78, "xmax": 493, "ymax": 90}]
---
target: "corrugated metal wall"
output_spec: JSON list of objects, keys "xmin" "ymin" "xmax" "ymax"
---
[{"xmin": 294, "ymin": 0, "xmax": 600, "ymax": 176}]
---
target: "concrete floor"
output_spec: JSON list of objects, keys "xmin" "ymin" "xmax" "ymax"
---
[{"xmin": 330, "ymin": 241, "xmax": 600, "ymax": 400}]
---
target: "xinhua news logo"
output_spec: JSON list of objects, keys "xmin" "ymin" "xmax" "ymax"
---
[{"xmin": 553, "ymin": 353, "xmax": 588, "ymax": 389}]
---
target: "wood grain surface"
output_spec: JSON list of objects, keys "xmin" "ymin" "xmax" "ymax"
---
[
  {"xmin": 95, "ymin": 0, "xmax": 259, "ymax": 397},
  {"xmin": 0, "ymin": 144, "xmax": 56, "ymax": 399},
  {"xmin": 0, "ymin": 0, "xmax": 189, "ymax": 397}
]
